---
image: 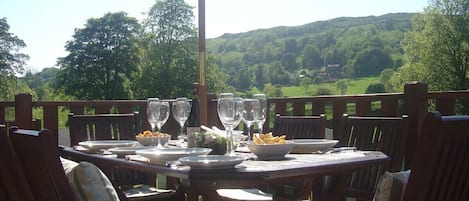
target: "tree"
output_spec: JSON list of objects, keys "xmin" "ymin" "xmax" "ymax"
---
[
  {"xmin": 205, "ymin": 55, "xmax": 234, "ymax": 94},
  {"xmin": 281, "ymin": 53, "xmax": 298, "ymax": 72},
  {"xmin": 236, "ymin": 68, "xmax": 251, "ymax": 91},
  {"xmin": 302, "ymin": 45, "xmax": 323, "ymax": 69},
  {"xmin": 135, "ymin": 0, "xmax": 198, "ymax": 99},
  {"xmin": 365, "ymin": 83, "xmax": 386, "ymax": 94},
  {"xmin": 270, "ymin": 61, "xmax": 291, "ymax": 85},
  {"xmin": 0, "ymin": 18, "xmax": 29, "ymax": 100},
  {"xmin": 263, "ymin": 84, "xmax": 283, "ymax": 97},
  {"xmin": 379, "ymin": 68, "xmax": 395, "ymax": 92},
  {"xmin": 336, "ymin": 79, "xmax": 349, "ymax": 95},
  {"xmin": 254, "ymin": 64, "xmax": 266, "ymax": 91},
  {"xmin": 315, "ymin": 86, "xmax": 333, "ymax": 95},
  {"xmin": 352, "ymin": 47, "xmax": 393, "ymax": 77},
  {"xmin": 300, "ymin": 76, "xmax": 312, "ymax": 95},
  {"xmin": 392, "ymin": 0, "xmax": 469, "ymax": 91},
  {"xmin": 56, "ymin": 12, "xmax": 141, "ymax": 100}
]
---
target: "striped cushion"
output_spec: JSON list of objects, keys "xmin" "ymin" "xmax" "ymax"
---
[
  {"xmin": 373, "ymin": 170, "xmax": 411, "ymax": 201},
  {"xmin": 67, "ymin": 161, "xmax": 120, "ymax": 201}
]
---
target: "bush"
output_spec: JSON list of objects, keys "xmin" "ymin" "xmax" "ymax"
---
[
  {"xmin": 365, "ymin": 83, "xmax": 386, "ymax": 94},
  {"xmin": 315, "ymin": 87, "xmax": 333, "ymax": 95}
]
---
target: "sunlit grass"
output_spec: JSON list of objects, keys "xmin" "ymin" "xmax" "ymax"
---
[{"xmin": 282, "ymin": 77, "xmax": 380, "ymax": 96}]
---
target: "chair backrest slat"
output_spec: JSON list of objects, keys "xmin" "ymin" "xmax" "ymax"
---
[
  {"xmin": 403, "ymin": 111, "xmax": 469, "ymax": 201},
  {"xmin": 9, "ymin": 127, "xmax": 77, "ymax": 201},
  {"xmin": 68, "ymin": 112, "xmax": 141, "ymax": 146},
  {"xmin": 337, "ymin": 114, "xmax": 408, "ymax": 200},
  {"xmin": 0, "ymin": 125, "xmax": 36, "ymax": 201},
  {"xmin": 272, "ymin": 114, "xmax": 326, "ymax": 139}
]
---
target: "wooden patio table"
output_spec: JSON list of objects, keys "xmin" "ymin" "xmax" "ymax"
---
[{"xmin": 59, "ymin": 146, "xmax": 388, "ymax": 201}]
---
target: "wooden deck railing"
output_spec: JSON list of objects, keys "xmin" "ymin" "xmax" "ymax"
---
[{"xmin": 2, "ymin": 81, "xmax": 469, "ymax": 167}]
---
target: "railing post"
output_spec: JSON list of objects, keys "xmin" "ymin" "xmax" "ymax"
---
[
  {"xmin": 15, "ymin": 93, "xmax": 33, "ymax": 129},
  {"xmin": 403, "ymin": 81, "xmax": 428, "ymax": 169},
  {"xmin": 43, "ymin": 106, "xmax": 59, "ymax": 144}
]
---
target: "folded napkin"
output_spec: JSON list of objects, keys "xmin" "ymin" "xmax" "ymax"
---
[
  {"xmin": 125, "ymin": 155, "xmax": 149, "ymax": 162},
  {"xmin": 124, "ymin": 185, "xmax": 175, "ymax": 199},
  {"xmin": 73, "ymin": 145, "xmax": 100, "ymax": 154},
  {"xmin": 125, "ymin": 155, "xmax": 183, "ymax": 167}
]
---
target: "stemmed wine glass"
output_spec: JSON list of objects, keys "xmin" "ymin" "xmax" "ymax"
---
[
  {"xmin": 253, "ymin": 94, "xmax": 267, "ymax": 135},
  {"xmin": 241, "ymin": 98, "xmax": 260, "ymax": 143},
  {"xmin": 172, "ymin": 98, "xmax": 191, "ymax": 144},
  {"xmin": 218, "ymin": 92, "xmax": 234, "ymax": 99},
  {"xmin": 147, "ymin": 98, "xmax": 170, "ymax": 148},
  {"xmin": 217, "ymin": 96, "xmax": 243, "ymax": 156}
]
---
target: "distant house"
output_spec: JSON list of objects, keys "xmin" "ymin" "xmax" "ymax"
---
[
  {"xmin": 313, "ymin": 64, "xmax": 342, "ymax": 82},
  {"xmin": 326, "ymin": 64, "xmax": 342, "ymax": 80}
]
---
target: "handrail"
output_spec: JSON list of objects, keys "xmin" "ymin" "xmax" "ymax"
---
[{"xmin": 2, "ymin": 81, "xmax": 469, "ymax": 168}]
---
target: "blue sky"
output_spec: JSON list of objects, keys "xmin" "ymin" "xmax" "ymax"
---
[{"xmin": 0, "ymin": 0, "xmax": 429, "ymax": 72}]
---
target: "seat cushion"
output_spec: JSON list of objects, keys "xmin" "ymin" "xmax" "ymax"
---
[
  {"xmin": 373, "ymin": 170, "xmax": 411, "ymax": 201},
  {"xmin": 67, "ymin": 161, "xmax": 120, "ymax": 201},
  {"xmin": 60, "ymin": 157, "xmax": 78, "ymax": 175}
]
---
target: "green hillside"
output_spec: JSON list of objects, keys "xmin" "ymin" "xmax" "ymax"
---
[{"xmin": 206, "ymin": 13, "xmax": 415, "ymax": 95}]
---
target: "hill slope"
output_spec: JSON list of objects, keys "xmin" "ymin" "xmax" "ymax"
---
[{"xmin": 206, "ymin": 13, "xmax": 415, "ymax": 92}]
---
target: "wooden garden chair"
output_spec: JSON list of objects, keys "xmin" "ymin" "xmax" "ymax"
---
[
  {"xmin": 334, "ymin": 114, "xmax": 408, "ymax": 201},
  {"xmin": 402, "ymin": 111, "xmax": 469, "ymax": 201},
  {"xmin": 272, "ymin": 114, "xmax": 327, "ymax": 139}
]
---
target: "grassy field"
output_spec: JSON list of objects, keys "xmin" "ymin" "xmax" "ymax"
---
[{"xmin": 282, "ymin": 77, "xmax": 380, "ymax": 97}]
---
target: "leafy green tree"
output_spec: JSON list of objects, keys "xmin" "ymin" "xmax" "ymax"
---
[
  {"xmin": 284, "ymin": 39, "xmax": 298, "ymax": 54},
  {"xmin": 263, "ymin": 84, "xmax": 283, "ymax": 97},
  {"xmin": 300, "ymin": 76, "xmax": 312, "ymax": 94},
  {"xmin": 315, "ymin": 86, "xmax": 333, "ymax": 95},
  {"xmin": 135, "ymin": 0, "xmax": 198, "ymax": 99},
  {"xmin": 236, "ymin": 68, "xmax": 251, "ymax": 91},
  {"xmin": 56, "ymin": 12, "xmax": 141, "ymax": 100},
  {"xmin": 254, "ymin": 64, "xmax": 266, "ymax": 91},
  {"xmin": 270, "ymin": 61, "xmax": 290, "ymax": 85},
  {"xmin": 336, "ymin": 79, "xmax": 349, "ymax": 95},
  {"xmin": 323, "ymin": 48, "xmax": 346, "ymax": 67},
  {"xmin": 302, "ymin": 45, "xmax": 323, "ymax": 69},
  {"xmin": 379, "ymin": 68, "xmax": 395, "ymax": 92},
  {"xmin": 205, "ymin": 55, "xmax": 234, "ymax": 94},
  {"xmin": 352, "ymin": 47, "xmax": 393, "ymax": 77},
  {"xmin": 365, "ymin": 83, "xmax": 386, "ymax": 94},
  {"xmin": 281, "ymin": 53, "xmax": 298, "ymax": 72},
  {"xmin": 0, "ymin": 18, "xmax": 29, "ymax": 100},
  {"xmin": 393, "ymin": 0, "xmax": 469, "ymax": 91}
]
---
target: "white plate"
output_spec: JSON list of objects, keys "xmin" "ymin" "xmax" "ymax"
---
[
  {"xmin": 78, "ymin": 140, "xmax": 138, "ymax": 151},
  {"xmin": 108, "ymin": 146, "xmax": 154, "ymax": 157},
  {"xmin": 136, "ymin": 147, "xmax": 212, "ymax": 165},
  {"xmin": 290, "ymin": 139, "xmax": 339, "ymax": 153},
  {"xmin": 179, "ymin": 155, "xmax": 246, "ymax": 169}
]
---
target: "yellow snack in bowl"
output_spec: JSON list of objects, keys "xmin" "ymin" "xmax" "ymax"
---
[
  {"xmin": 136, "ymin": 130, "xmax": 169, "ymax": 137},
  {"xmin": 253, "ymin": 133, "xmax": 287, "ymax": 144}
]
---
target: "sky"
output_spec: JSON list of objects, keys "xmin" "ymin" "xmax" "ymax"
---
[{"xmin": 1, "ymin": 0, "xmax": 429, "ymax": 73}]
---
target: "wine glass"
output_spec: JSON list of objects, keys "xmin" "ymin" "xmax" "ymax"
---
[
  {"xmin": 147, "ymin": 98, "xmax": 159, "ymax": 146},
  {"xmin": 217, "ymin": 96, "xmax": 243, "ymax": 156},
  {"xmin": 253, "ymin": 94, "xmax": 267, "ymax": 135},
  {"xmin": 172, "ymin": 97, "xmax": 191, "ymax": 143},
  {"xmin": 241, "ymin": 98, "xmax": 260, "ymax": 143},
  {"xmin": 147, "ymin": 98, "xmax": 170, "ymax": 148},
  {"xmin": 218, "ymin": 92, "xmax": 234, "ymax": 99}
]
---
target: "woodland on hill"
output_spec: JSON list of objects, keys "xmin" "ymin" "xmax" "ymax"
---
[
  {"xmin": 13, "ymin": 12, "xmax": 415, "ymax": 101},
  {"xmin": 205, "ymin": 13, "xmax": 414, "ymax": 92}
]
